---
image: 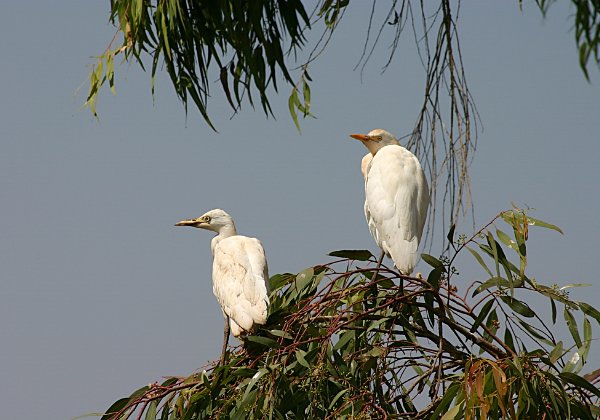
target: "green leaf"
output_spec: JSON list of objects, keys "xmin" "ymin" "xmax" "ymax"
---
[
  {"xmin": 496, "ymin": 229, "xmax": 518, "ymax": 252},
  {"xmin": 128, "ymin": 385, "xmax": 149, "ymax": 399},
  {"xmin": 334, "ymin": 330, "xmax": 355, "ymax": 350},
  {"xmin": 421, "ymin": 253, "xmax": 445, "ymax": 270},
  {"xmin": 440, "ymin": 403, "xmax": 462, "ymax": 420},
  {"xmin": 159, "ymin": 402, "xmax": 169, "ymax": 420},
  {"xmin": 549, "ymin": 341, "xmax": 564, "ymax": 364},
  {"xmin": 583, "ymin": 316, "xmax": 592, "ymax": 344},
  {"xmin": 269, "ymin": 329, "xmax": 292, "ymax": 339},
  {"xmin": 447, "ymin": 224, "xmax": 456, "ymax": 244},
  {"xmin": 328, "ymin": 249, "xmax": 373, "ymax": 261},
  {"xmin": 564, "ymin": 307, "xmax": 583, "ymax": 348},
  {"xmin": 473, "ymin": 277, "xmax": 510, "ymax": 296},
  {"xmin": 500, "ymin": 296, "xmax": 535, "ymax": 318},
  {"xmin": 288, "ymin": 89, "xmax": 300, "ymax": 131},
  {"xmin": 470, "ymin": 299, "xmax": 495, "ymax": 332},
  {"xmin": 101, "ymin": 398, "xmax": 130, "ymax": 420},
  {"xmin": 580, "ymin": 317, "xmax": 592, "ymax": 362},
  {"xmin": 550, "ymin": 297, "xmax": 557, "ymax": 324},
  {"xmin": 466, "ymin": 246, "xmax": 493, "ymax": 277},
  {"xmin": 293, "ymin": 267, "xmax": 315, "ymax": 295},
  {"xmin": 486, "ymin": 232, "xmax": 500, "ymax": 276},
  {"xmin": 232, "ymin": 368, "xmax": 257, "ymax": 378},
  {"xmin": 242, "ymin": 368, "xmax": 268, "ymax": 405},
  {"xmin": 367, "ymin": 317, "xmax": 390, "ymax": 332},
  {"xmin": 579, "ymin": 302, "xmax": 600, "ymax": 325},
  {"xmin": 503, "ymin": 211, "xmax": 564, "ymax": 234},
  {"xmin": 160, "ymin": 377, "xmax": 178, "ymax": 387},
  {"xmin": 427, "ymin": 267, "xmax": 442, "ymax": 290},
  {"xmin": 295, "ymin": 349, "xmax": 310, "ymax": 368},
  {"xmin": 269, "ymin": 273, "xmax": 295, "ymax": 291},
  {"xmin": 302, "ymin": 77, "xmax": 311, "ymax": 115},
  {"xmin": 560, "ymin": 283, "xmax": 591, "ymax": 290},
  {"xmin": 559, "ymin": 372, "xmax": 600, "ymax": 398},
  {"xmin": 517, "ymin": 319, "xmax": 553, "ymax": 346},
  {"xmin": 562, "ymin": 351, "xmax": 581, "ymax": 373},
  {"xmin": 485, "ymin": 309, "xmax": 499, "ymax": 336},
  {"xmin": 525, "ymin": 215, "xmax": 564, "ymax": 234},
  {"xmin": 328, "ymin": 389, "xmax": 348, "ymax": 409},
  {"xmin": 430, "ymin": 383, "xmax": 460, "ymax": 418},
  {"xmin": 145, "ymin": 401, "xmax": 157, "ymax": 420},
  {"xmin": 504, "ymin": 327, "xmax": 516, "ymax": 352},
  {"xmin": 245, "ymin": 336, "xmax": 280, "ymax": 349}
]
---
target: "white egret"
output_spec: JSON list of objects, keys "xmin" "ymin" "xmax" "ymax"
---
[
  {"xmin": 175, "ymin": 209, "xmax": 269, "ymax": 364},
  {"xmin": 350, "ymin": 129, "xmax": 430, "ymax": 275}
]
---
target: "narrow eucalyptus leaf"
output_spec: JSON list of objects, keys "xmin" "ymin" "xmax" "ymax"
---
[
  {"xmin": 466, "ymin": 246, "xmax": 493, "ymax": 277},
  {"xmin": 564, "ymin": 308, "xmax": 583, "ymax": 348},
  {"xmin": 430, "ymin": 384, "xmax": 460, "ymax": 418},
  {"xmin": 101, "ymin": 398, "xmax": 130, "ymax": 420},
  {"xmin": 560, "ymin": 283, "xmax": 592, "ymax": 290},
  {"xmin": 525, "ymin": 215, "xmax": 564, "ymax": 234},
  {"xmin": 440, "ymin": 404, "xmax": 462, "ymax": 420},
  {"xmin": 473, "ymin": 277, "xmax": 510, "ymax": 296},
  {"xmin": 144, "ymin": 401, "xmax": 157, "ymax": 420},
  {"xmin": 549, "ymin": 341, "xmax": 564, "ymax": 364},
  {"xmin": 560, "ymin": 372, "xmax": 600, "ymax": 398},
  {"xmin": 427, "ymin": 267, "xmax": 442, "ymax": 290},
  {"xmin": 579, "ymin": 302, "xmax": 600, "ymax": 325},
  {"xmin": 447, "ymin": 224, "xmax": 455, "ymax": 244},
  {"xmin": 500, "ymin": 296, "xmax": 535, "ymax": 318},
  {"xmin": 421, "ymin": 253, "xmax": 445, "ymax": 270},
  {"xmin": 295, "ymin": 349, "xmax": 310, "ymax": 368},
  {"xmin": 295, "ymin": 267, "xmax": 314, "ymax": 292},
  {"xmin": 471, "ymin": 299, "xmax": 495, "ymax": 332},
  {"xmin": 288, "ymin": 90, "xmax": 300, "ymax": 131},
  {"xmin": 246, "ymin": 336, "xmax": 280, "ymax": 349},
  {"xmin": 496, "ymin": 229, "xmax": 518, "ymax": 252},
  {"xmin": 328, "ymin": 249, "xmax": 373, "ymax": 261}
]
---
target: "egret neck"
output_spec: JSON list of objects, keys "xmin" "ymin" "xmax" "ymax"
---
[{"xmin": 210, "ymin": 222, "xmax": 237, "ymax": 255}]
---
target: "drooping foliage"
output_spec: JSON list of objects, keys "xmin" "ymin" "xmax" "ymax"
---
[
  {"xmin": 97, "ymin": 209, "xmax": 600, "ymax": 419},
  {"xmin": 86, "ymin": 1, "xmax": 600, "ymax": 236}
]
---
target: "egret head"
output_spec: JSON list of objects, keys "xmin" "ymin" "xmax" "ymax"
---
[
  {"xmin": 175, "ymin": 209, "xmax": 236, "ymax": 233},
  {"xmin": 350, "ymin": 128, "xmax": 400, "ymax": 155}
]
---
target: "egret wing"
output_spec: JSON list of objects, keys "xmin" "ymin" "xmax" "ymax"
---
[
  {"xmin": 212, "ymin": 236, "xmax": 269, "ymax": 336},
  {"xmin": 364, "ymin": 145, "xmax": 430, "ymax": 274}
]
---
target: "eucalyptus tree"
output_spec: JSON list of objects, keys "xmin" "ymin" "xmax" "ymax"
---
[
  {"xmin": 99, "ymin": 210, "xmax": 600, "ymax": 419},
  {"xmin": 85, "ymin": 2, "xmax": 600, "ymax": 418}
]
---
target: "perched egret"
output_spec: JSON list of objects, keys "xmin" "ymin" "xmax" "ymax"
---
[
  {"xmin": 350, "ymin": 129, "xmax": 430, "ymax": 275},
  {"xmin": 175, "ymin": 209, "xmax": 269, "ymax": 364}
]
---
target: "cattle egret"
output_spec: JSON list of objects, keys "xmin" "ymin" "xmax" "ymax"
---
[
  {"xmin": 175, "ymin": 209, "xmax": 269, "ymax": 364},
  {"xmin": 350, "ymin": 129, "xmax": 430, "ymax": 275}
]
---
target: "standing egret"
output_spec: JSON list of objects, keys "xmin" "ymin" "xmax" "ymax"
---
[
  {"xmin": 350, "ymin": 129, "xmax": 430, "ymax": 275},
  {"xmin": 175, "ymin": 209, "xmax": 269, "ymax": 364}
]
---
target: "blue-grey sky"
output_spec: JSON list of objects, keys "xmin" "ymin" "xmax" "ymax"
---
[{"xmin": 1, "ymin": 2, "xmax": 599, "ymax": 419}]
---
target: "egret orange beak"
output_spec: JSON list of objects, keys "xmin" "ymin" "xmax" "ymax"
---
[
  {"xmin": 350, "ymin": 134, "xmax": 369, "ymax": 141},
  {"xmin": 175, "ymin": 218, "xmax": 200, "ymax": 227}
]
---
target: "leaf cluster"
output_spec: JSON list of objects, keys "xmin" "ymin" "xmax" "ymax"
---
[
  {"xmin": 527, "ymin": 0, "xmax": 600, "ymax": 80},
  {"xmin": 98, "ymin": 209, "xmax": 600, "ymax": 419},
  {"xmin": 86, "ymin": 0, "xmax": 348, "ymax": 128}
]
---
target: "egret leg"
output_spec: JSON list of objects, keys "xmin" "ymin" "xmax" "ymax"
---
[
  {"xmin": 220, "ymin": 317, "xmax": 230, "ymax": 366},
  {"xmin": 371, "ymin": 251, "xmax": 385, "ymax": 282}
]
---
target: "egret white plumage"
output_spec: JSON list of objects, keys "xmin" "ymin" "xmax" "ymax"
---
[
  {"xmin": 175, "ymin": 209, "xmax": 269, "ymax": 364},
  {"xmin": 350, "ymin": 129, "xmax": 430, "ymax": 275}
]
